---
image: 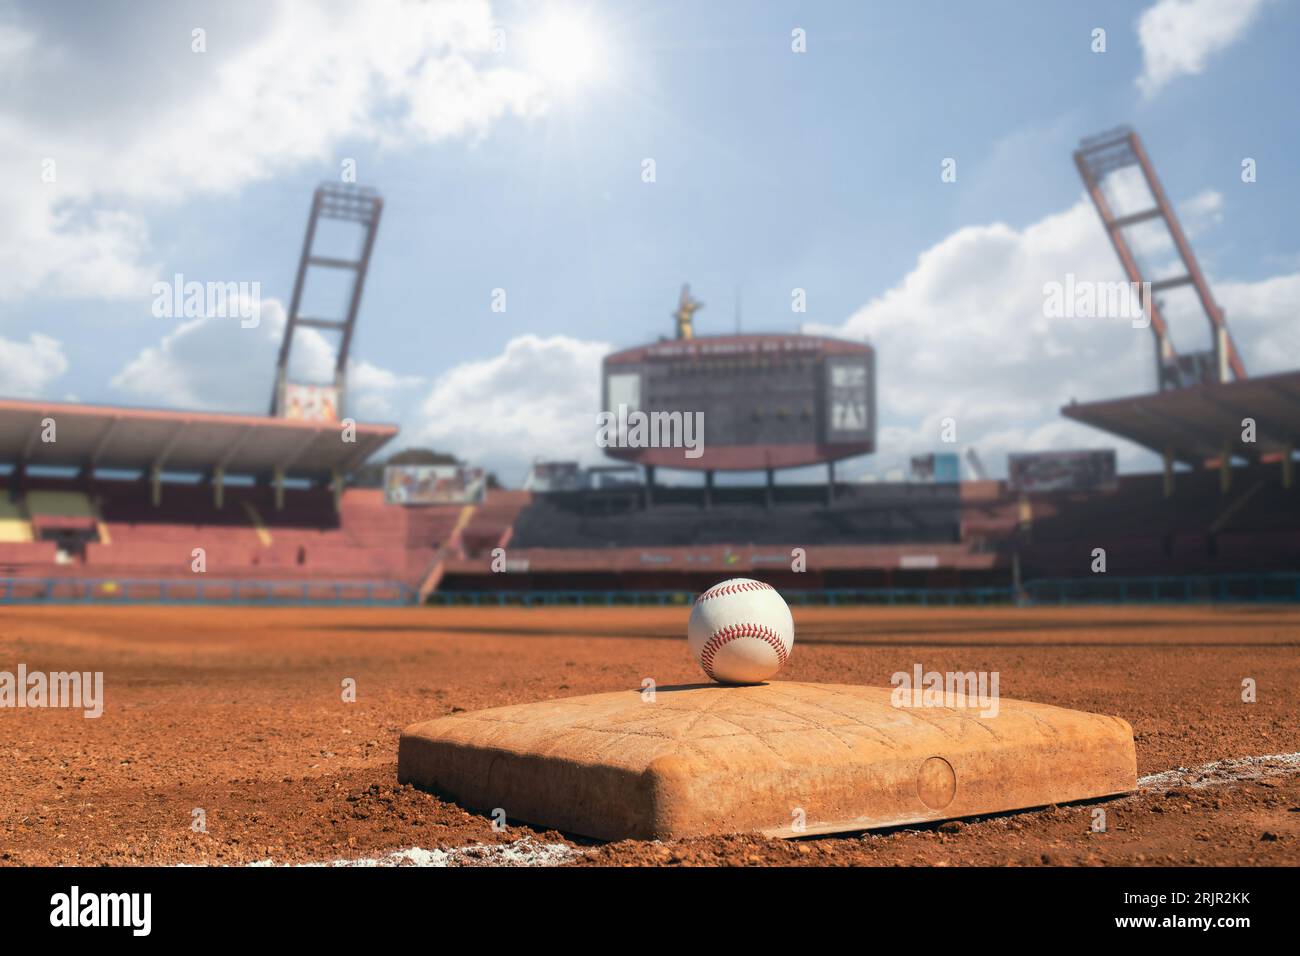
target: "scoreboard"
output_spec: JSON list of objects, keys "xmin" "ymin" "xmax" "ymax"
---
[{"xmin": 601, "ymin": 334, "xmax": 874, "ymax": 471}]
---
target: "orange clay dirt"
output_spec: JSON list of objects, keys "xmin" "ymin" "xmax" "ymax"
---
[{"xmin": 1, "ymin": 603, "xmax": 1297, "ymax": 867}]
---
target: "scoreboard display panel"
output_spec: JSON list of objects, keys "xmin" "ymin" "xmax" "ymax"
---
[{"xmin": 601, "ymin": 334, "xmax": 875, "ymax": 471}]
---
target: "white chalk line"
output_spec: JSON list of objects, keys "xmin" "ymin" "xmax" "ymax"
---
[
  {"xmin": 1137, "ymin": 752, "xmax": 1300, "ymax": 792},
  {"xmin": 248, "ymin": 834, "xmax": 583, "ymax": 868},
  {"xmin": 247, "ymin": 752, "xmax": 1300, "ymax": 867}
]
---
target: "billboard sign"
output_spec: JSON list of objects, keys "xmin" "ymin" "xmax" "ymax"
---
[
  {"xmin": 384, "ymin": 465, "xmax": 486, "ymax": 505},
  {"xmin": 910, "ymin": 453, "xmax": 961, "ymax": 483},
  {"xmin": 282, "ymin": 383, "xmax": 339, "ymax": 423},
  {"xmin": 822, "ymin": 356, "xmax": 873, "ymax": 443},
  {"xmin": 1008, "ymin": 450, "xmax": 1117, "ymax": 492}
]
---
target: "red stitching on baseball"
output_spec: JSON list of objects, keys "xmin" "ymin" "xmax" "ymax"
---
[
  {"xmin": 693, "ymin": 580, "xmax": 774, "ymax": 605},
  {"xmin": 699, "ymin": 622, "xmax": 788, "ymax": 680}
]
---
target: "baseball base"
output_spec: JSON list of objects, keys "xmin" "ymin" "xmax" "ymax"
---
[{"xmin": 398, "ymin": 682, "xmax": 1138, "ymax": 841}]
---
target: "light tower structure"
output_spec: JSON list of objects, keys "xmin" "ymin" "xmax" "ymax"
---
[
  {"xmin": 271, "ymin": 183, "xmax": 384, "ymax": 419},
  {"xmin": 1074, "ymin": 127, "xmax": 1246, "ymax": 390}
]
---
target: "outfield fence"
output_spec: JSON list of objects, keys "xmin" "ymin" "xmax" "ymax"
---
[
  {"xmin": 426, "ymin": 586, "xmax": 1015, "ymax": 607},
  {"xmin": 1021, "ymin": 571, "xmax": 1300, "ymax": 605},
  {"xmin": 2, "ymin": 570, "xmax": 1296, "ymax": 608},
  {"xmin": 429, "ymin": 571, "xmax": 1300, "ymax": 607},
  {"xmin": 0, "ymin": 576, "xmax": 417, "ymax": 607}
]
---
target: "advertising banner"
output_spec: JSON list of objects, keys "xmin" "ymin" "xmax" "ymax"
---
[
  {"xmin": 282, "ymin": 383, "xmax": 339, "ymax": 423},
  {"xmin": 384, "ymin": 465, "xmax": 486, "ymax": 505},
  {"xmin": 1008, "ymin": 450, "xmax": 1117, "ymax": 492}
]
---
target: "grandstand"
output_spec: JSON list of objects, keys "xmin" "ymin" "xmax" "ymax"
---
[
  {"xmin": 2, "ymin": 386, "xmax": 1294, "ymax": 610},
  {"xmin": 2, "ymin": 407, "xmax": 1296, "ymax": 605},
  {"xmin": 0, "ymin": 396, "xmax": 414, "ymax": 602},
  {"xmin": 430, "ymin": 458, "xmax": 1299, "ymax": 599},
  {"xmin": 1013, "ymin": 464, "xmax": 1300, "ymax": 578}
]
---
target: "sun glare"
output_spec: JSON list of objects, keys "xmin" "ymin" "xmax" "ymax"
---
[{"xmin": 523, "ymin": 9, "xmax": 607, "ymax": 95}]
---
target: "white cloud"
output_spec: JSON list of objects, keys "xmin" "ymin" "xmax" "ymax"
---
[
  {"xmin": 404, "ymin": 334, "xmax": 611, "ymax": 481},
  {"xmin": 0, "ymin": 331, "xmax": 67, "ymax": 397},
  {"xmin": 1135, "ymin": 0, "xmax": 1270, "ymax": 97},
  {"xmin": 0, "ymin": 15, "xmax": 34, "ymax": 67},
  {"xmin": 110, "ymin": 297, "xmax": 418, "ymax": 418},
  {"xmin": 0, "ymin": 206, "xmax": 154, "ymax": 301},
  {"xmin": 348, "ymin": 359, "xmax": 425, "ymax": 421},
  {"xmin": 111, "ymin": 303, "xmax": 290, "ymax": 411},
  {"xmin": 0, "ymin": 0, "xmax": 546, "ymax": 302},
  {"xmin": 1180, "ymin": 190, "xmax": 1224, "ymax": 234},
  {"xmin": 1217, "ymin": 273, "xmax": 1300, "ymax": 373},
  {"xmin": 1097, "ymin": 182, "xmax": 1226, "ymax": 282},
  {"xmin": 822, "ymin": 195, "xmax": 1300, "ymax": 479}
]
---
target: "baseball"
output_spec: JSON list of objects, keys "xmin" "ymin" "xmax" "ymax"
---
[{"xmin": 688, "ymin": 578, "xmax": 795, "ymax": 684}]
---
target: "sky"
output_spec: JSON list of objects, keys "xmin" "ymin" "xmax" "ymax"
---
[{"xmin": 1, "ymin": 0, "xmax": 1297, "ymax": 485}]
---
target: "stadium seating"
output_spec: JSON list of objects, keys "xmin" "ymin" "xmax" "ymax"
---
[
  {"xmin": 0, "ymin": 495, "xmax": 33, "ymax": 543},
  {"xmin": 2, "ymin": 477, "xmax": 446, "ymax": 585},
  {"xmin": 2, "ymin": 463, "xmax": 1294, "ymax": 596},
  {"xmin": 509, "ymin": 483, "xmax": 963, "ymax": 550},
  {"xmin": 0, "ymin": 540, "xmax": 59, "ymax": 576},
  {"xmin": 1009, "ymin": 464, "xmax": 1300, "ymax": 578}
]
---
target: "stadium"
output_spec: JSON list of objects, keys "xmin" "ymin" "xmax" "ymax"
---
[
  {"xmin": 1, "ymin": 5, "xmax": 1297, "ymax": 923},
  {"xmin": 3, "ymin": 134, "xmax": 1297, "ymax": 608}
]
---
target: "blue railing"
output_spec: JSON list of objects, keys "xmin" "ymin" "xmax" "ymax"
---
[
  {"xmin": 429, "ymin": 572, "xmax": 1300, "ymax": 607},
  {"xmin": 427, "ymin": 586, "xmax": 1016, "ymax": 607},
  {"xmin": 3, "ymin": 570, "xmax": 1296, "ymax": 608},
  {"xmin": 1020, "ymin": 571, "xmax": 1300, "ymax": 605},
  {"xmin": 0, "ymin": 576, "xmax": 417, "ymax": 607}
]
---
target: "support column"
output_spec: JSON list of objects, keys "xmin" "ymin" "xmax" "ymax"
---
[
  {"xmin": 764, "ymin": 468, "xmax": 774, "ymax": 510},
  {"xmin": 331, "ymin": 467, "xmax": 344, "ymax": 513},
  {"xmin": 9, "ymin": 462, "xmax": 26, "ymax": 503},
  {"xmin": 1219, "ymin": 442, "xmax": 1231, "ymax": 494},
  {"xmin": 827, "ymin": 460, "xmax": 836, "ymax": 504},
  {"xmin": 213, "ymin": 467, "xmax": 225, "ymax": 509},
  {"xmin": 1162, "ymin": 447, "xmax": 1174, "ymax": 498},
  {"xmin": 150, "ymin": 464, "xmax": 162, "ymax": 507},
  {"xmin": 273, "ymin": 465, "xmax": 285, "ymax": 512},
  {"xmin": 1011, "ymin": 550, "xmax": 1023, "ymax": 606},
  {"xmin": 703, "ymin": 469, "xmax": 713, "ymax": 510},
  {"xmin": 644, "ymin": 465, "xmax": 655, "ymax": 509}
]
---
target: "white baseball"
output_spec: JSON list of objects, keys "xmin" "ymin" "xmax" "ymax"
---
[{"xmin": 688, "ymin": 578, "xmax": 795, "ymax": 684}]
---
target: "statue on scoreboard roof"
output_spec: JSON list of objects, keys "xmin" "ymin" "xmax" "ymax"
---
[{"xmin": 674, "ymin": 284, "xmax": 703, "ymax": 341}]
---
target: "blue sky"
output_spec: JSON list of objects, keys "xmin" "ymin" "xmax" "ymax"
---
[{"xmin": 1, "ymin": 0, "xmax": 1296, "ymax": 484}]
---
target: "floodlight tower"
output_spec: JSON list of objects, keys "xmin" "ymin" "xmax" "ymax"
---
[
  {"xmin": 271, "ymin": 183, "xmax": 384, "ymax": 419},
  {"xmin": 1074, "ymin": 127, "xmax": 1246, "ymax": 390}
]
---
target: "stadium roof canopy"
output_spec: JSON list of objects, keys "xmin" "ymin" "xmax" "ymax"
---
[
  {"xmin": 0, "ymin": 398, "xmax": 397, "ymax": 477},
  {"xmin": 1061, "ymin": 369, "xmax": 1300, "ymax": 466}
]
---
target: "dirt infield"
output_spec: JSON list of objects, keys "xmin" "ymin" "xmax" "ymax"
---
[{"xmin": 2, "ymin": 603, "xmax": 1297, "ymax": 866}]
